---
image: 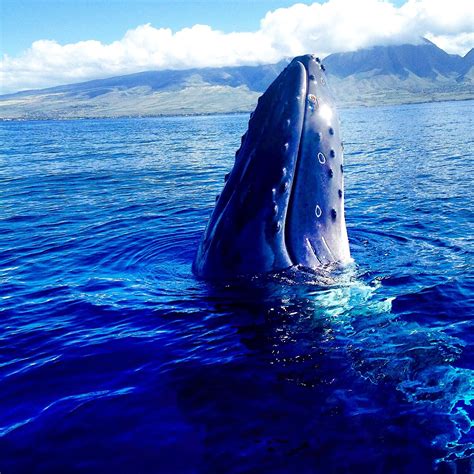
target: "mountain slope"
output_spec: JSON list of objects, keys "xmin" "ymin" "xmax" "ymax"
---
[
  {"xmin": 1, "ymin": 61, "xmax": 289, "ymax": 100},
  {"xmin": 323, "ymin": 40, "xmax": 473, "ymax": 106},
  {"xmin": 1, "ymin": 42, "xmax": 472, "ymax": 119},
  {"xmin": 323, "ymin": 39, "xmax": 465, "ymax": 79}
]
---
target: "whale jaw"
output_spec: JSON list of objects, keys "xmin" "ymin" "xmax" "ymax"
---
[{"xmin": 193, "ymin": 54, "xmax": 350, "ymax": 278}]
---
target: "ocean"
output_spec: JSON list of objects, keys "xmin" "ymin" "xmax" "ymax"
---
[{"xmin": 1, "ymin": 100, "xmax": 473, "ymax": 473}]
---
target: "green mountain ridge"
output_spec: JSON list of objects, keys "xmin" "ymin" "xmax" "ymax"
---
[{"xmin": 1, "ymin": 41, "xmax": 473, "ymax": 119}]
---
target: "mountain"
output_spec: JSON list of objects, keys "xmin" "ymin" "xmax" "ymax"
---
[
  {"xmin": 1, "ymin": 40, "xmax": 472, "ymax": 119},
  {"xmin": 462, "ymin": 48, "xmax": 474, "ymax": 65},
  {"xmin": 1, "ymin": 61, "xmax": 288, "ymax": 99},
  {"xmin": 461, "ymin": 48, "xmax": 474, "ymax": 76},
  {"xmin": 324, "ymin": 39, "xmax": 465, "ymax": 78},
  {"xmin": 323, "ymin": 39, "xmax": 473, "ymax": 107}
]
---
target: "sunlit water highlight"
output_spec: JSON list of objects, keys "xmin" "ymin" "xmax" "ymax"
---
[{"xmin": 0, "ymin": 100, "xmax": 473, "ymax": 473}]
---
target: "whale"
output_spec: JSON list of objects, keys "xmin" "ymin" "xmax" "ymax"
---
[{"xmin": 193, "ymin": 54, "xmax": 351, "ymax": 278}]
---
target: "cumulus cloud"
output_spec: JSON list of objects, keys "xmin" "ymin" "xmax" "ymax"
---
[{"xmin": 1, "ymin": 0, "xmax": 473, "ymax": 94}]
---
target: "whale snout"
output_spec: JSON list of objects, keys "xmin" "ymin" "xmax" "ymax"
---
[{"xmin": 193, "ymin": 54, "xmax": 350, "ymax": 278}]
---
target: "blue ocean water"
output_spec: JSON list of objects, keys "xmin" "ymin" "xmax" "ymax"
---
[{"xmin": 0, "ymin": 100, "xmax": 473, "ymax": 473}]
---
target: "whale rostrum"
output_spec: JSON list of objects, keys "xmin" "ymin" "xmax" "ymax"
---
[{"xmin": 193, "ymin": 54, "xmax": 351, "ymax": 278}]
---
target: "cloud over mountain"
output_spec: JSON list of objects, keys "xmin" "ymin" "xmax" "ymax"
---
[{"xmin": 1, "ymin": 0, "xmax": 473, "ymax": 94}]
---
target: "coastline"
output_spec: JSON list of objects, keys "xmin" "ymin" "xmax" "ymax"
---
[{"xmin": 1, "ymin": 96, "xmax": 473, "ymax": 122}]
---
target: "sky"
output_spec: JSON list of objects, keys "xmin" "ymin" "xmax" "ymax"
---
[{"xmin": 1, "ymin": 0, "xmax": 473, "ymax": 94}]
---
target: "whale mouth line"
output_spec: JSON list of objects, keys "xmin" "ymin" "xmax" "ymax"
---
[
  {"xmin": 284, "ymin": 59, "xmax": 309, "ymax": 267},
  {"xmin": 283, "ymin": 61, "xmax": 314, "ymax": 266},
  {"xmin": 321, "ymin": 236, "xmax": 335, "ymax": 261},
  {"xmin": 306, "ymin": 237, "xmax": 324, "ymax": 266}
]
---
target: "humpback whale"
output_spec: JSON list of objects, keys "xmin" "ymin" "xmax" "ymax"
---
[{"xmin": 193, "ymin": 54, "xmax": 351, "ymax": 278}]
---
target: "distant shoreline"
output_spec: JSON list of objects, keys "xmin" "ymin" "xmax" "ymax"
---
[{"xmin": 1, "ymin": 97, "xmax": 473, "ymax": 122}]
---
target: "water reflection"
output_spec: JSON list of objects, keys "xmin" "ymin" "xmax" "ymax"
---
[{"xmin": 173, "ymin": 271, "xmax": 473, "ymax": 473}]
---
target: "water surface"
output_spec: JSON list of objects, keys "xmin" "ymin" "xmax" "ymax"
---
[{"xmin": 1, "ymin": 100, "xmax": 473, "ymax": 473}]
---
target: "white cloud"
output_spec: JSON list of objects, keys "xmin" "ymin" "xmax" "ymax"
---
[
  {"xmin": 1, "ymin": 0, "xmax": 473, "ymax": 94},
  {"xmin": 425, "ymin": 32, "xmax": 474, "ymax": 56}
]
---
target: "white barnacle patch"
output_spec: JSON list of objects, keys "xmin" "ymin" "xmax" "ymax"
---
[
  {"xmin": 317, "ymin": 152, "xmax": 326, "ymax": 164},
  {"xmin": 315, "ymin": 205, "xmax": 322, "ymax": 218}
]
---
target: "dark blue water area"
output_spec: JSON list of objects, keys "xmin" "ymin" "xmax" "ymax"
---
[{"xmin": 0, "ymin": 100, "xmax": 473, "ymax": 473}]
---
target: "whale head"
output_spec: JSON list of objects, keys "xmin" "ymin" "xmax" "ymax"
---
[{"xmin": 193, "ymin": 54, "xmax": 351, "ymax": 278}]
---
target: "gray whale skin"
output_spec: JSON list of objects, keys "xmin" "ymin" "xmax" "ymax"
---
[{"xmin": 193, "ymin": 54, "xmax": 351, "ymax": 278}]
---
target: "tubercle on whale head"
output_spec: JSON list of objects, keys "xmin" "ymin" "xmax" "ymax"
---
[{"xmin": 193, "ymin": 54, "xmax": 351, "ymax": 279}]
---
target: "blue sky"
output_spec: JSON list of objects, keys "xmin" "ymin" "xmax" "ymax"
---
[
  {"xmin": 2, "ymin": 0, "xmax": 406, "ymax": 56},
  {"xmin": 1, "ymin": 0, "xmax": 473, "ymax": 93}
]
